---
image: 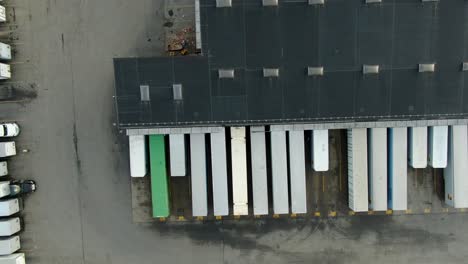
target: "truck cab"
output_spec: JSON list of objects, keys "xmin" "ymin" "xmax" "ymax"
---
[{"xmin": 0, "ymin": 123, "xmax": 19, "ymax": 137}]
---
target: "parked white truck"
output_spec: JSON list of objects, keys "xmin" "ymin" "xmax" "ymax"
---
[
  {"xmin": 0, "ymin": 124, "xmax": 19, "ymax": 137},
  {"xmin": 0, "ymin": 64, "xmax": 10, "ymax": 80},
  {"xmin": 0, "ymin": 236, "xmax": 20, "ymax": 255},
  {"xmin": 0, "ymin": 199, "xmax": 19, "ymax": 217},
  {"xmin": 0, "ymin": 217, "xmax": 20, "ymax": 236},
  {"xmin": 0, "ymin": 162, "xmax": 7, "ymax": 177},
  {"xmin": 0, "ymin": 143, "xmax": 15, "ymax": 158},
  {"xmin": 0, "ymin": 182, "xmax": 9, "ymax": 198},
  {"xmin": 0, "ymin": 253, "xmax": 25, "ymax": 264},
  {"xmin": 0, "ymin": 43, "xmax": 11, "ymax": 61}
]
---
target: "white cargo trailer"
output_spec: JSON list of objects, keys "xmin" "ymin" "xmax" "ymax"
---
[
  {"xmin": 0, "ymin": 199, "xmax": 19, "ymax": 217},
  {"xmin": 0, "ymin": 217, "xmax": 20, "ymax": 236},
  {"xmin": 409, "ymin": 127, "xmax": 428, "ymax": 168},
  {"xmin": 0, "ymin": 236, "xmax": 20, "ymax": 255},
  {"xmin": 0, "ymin": 162, "xmax": 7, "ymax": 177},
  {"xmin": 128, "ymin": 135, "xmax": 147, "ymax": 177},
  {"xmin": 0, "ymin": 64, "xmax": 10, "ymax": 80},
  {"xmin": 0, "ymin": 43, "xmax": 11, "ymax": 60},
  {"xmin": 190, "ymin": 133, "xmax": 208, "ymax": 217},
  {"xmin": 231, "ymin": 127, "xmax": 248, "ymax": 215},
  {"xmin": 0, "ymin": 143, "xmax": 15, "ymax": 158},
  {"xmin": 270, "ymin": 126, "xmax": 289, "ymax": 214},
  {"xmin": 311, "ymin": 130, "xmax": 329, "ymax": 171},
  {"xmin": 0, "ymin": 253, "xmax": 25, "ymax": 264},
  {"xmin": 347, "ymin": 128, "xmax": 368, "ymax": 212},
  {"xmin": 210, "ymin": 130, "xmax": 229, "ymax": 216},
  {"xmin": 169, "ymin": 134, "xmax": 186, "ymax": 177},
  {"xmin": 428, "ymin": 126, "xmax": 448, "ymax": 168},
  {"xmin": 250, "ymin": 126, "xmax": 268, "ymax": 215},
  {"xmin": 388, "ymin": 127, "xmax": 408, "ymax": 211},
  {"xmin": 368, "ymin": 128, "xmax": 387, "ymax": 211},
  {"xmin": 0, "ymin": 182, "xmax": 9, "ymax": 198},
  {"xmin": 444, "ymin": 125, "xmax": 468, "ymax": 208},
  {"xmin": 289, "ymin": 130, "xmax": 307, "ymax": 214}
]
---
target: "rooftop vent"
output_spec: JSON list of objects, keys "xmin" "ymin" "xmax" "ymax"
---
[
  {"xmin": 462, "ymin": 62, "xmax": 468, "ymax": 72},
  {"xmin": 262, "ymin": 0, "xmax": 278, "ymax": 6},
  {"xmin": 218, "ymin": 69, "xmax": 235, "ymax": 79},
  {"xmin": 216, "ymin": 0, "xmax": 232, "ymax": 8},
  {"xmin": 140, "ymin": 85, "xmax": 150, "ymax": 101},
  {"xmin": 307, "ymin": 67, "xmax": 324, "ymax": 76},
  {"xmin": 308, "ymin": 0, "xmax": 324, "ymax": 4},
  {"xmin": 173, "ymin": 84, "xmax": 183, "ymax": 100},
  {"xmin": 263, "ymin": 68, "xmax": 279, "ymax": 77},
  {"xmin": 419, "ymin": 63, "xmax": 435, "ymax": 73},
  {"xmin": 363, "ymin": 65, "xmax": 379, "ymax": 75}
]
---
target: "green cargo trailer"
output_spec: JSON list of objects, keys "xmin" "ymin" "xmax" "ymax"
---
[{"xmin": 149, "ymin": 135, "xmax": 170, "ymax": 217}]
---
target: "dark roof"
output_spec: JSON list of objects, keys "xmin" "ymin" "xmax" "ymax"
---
[{"xmin": 114, "ymin": 0, "xmax": 468, "ymax": 128}]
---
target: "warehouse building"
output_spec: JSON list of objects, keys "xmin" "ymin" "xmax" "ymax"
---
[{"xmin": 114, "ymin": 0, "xmax": 468, "ymax": 219}]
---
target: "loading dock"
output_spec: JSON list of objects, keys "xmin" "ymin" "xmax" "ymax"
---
[
  {"xmin": 368, "ymin": 128, "xmax": 387, "ymax": 211},
  {"xmin": 270, "ymin": 126, "xmax": 289, "ymax": 215},
  {"xmin": 289, "ymin": 130, "xmax": 307, "ymax": 214},
  {"xmin": 210, "ymin": 130, "xmax": 229, "ymax": 216},
  {"xmin": 250, "ymin": 126, "xmax": 269, "ymax": 216},
  {"xmin": 231, "ymin": 127, "xmax": 248, "ymax": 216},
  {"xmin": 388, "ymin": 127, "xmax": 408, "ymax": 211},
  {"xmin": 149, "ymin": 135, "xmax": 170, "ymax": 217},
  {"xmin": 169, "ymin": 134, "xmax": 186, "ymax": 177},
  {"xmin": 190, "ymin": 133, "xmax": 208, "ymax": 217},
  {"xmin": 347, "ymin": 128, "xmax": 368, "ymax": 212}
]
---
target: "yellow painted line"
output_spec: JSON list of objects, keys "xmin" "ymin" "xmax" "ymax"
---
[
  {"xmin": 158, "ymin": 217, "xmax": 166, "ymax": 222},
  {"xmin": 196, "ymin": 216, "xmax": 204, "ymax": 221},
  {"xmin": 460, "ymin": 208, "xmax": 467, "ymax": 213},
  {"xmin": 442, "ymin": 208, "xmax": 449, "ymax": 213},
  {"xmin": 386, "ymin": 210, "xmax": 393, "ymax": 215},
  {"xmin": 368, "ymin": 211, "xmax": 374, "ymax": 215},
  {"xmin": 329, "ymin": 211, "xmax": 337, "ymax": 217},
  {"xmin": 424, "ymin": 208, "xmax": 431, "ymax": 214},
  {"xmin": 177, "ymin": 216, "xmax": 185, "ymax": 221},
  {"xmin": 254, "ymin": 215, "xmax": 261, "ymax": 219},
  {"xmin": 273, "ymin": 214, "xmax": 280, "ymax": 219},
  {"xmin": 314, "ymin": 212, "xmax": 321, "ymax": 217},
  {"xmin": 406, "ymin": 209, "xmax": 413, "ymax": 214},
  {"xmin": 215, "ymin": 216, "xmax": 222, "ymax": 220},
  {"xmin": 290, "ymin": 213, "xmax": 297, "ymax": 218},
  {"xmin": 348, "ymin": 211, "xmax": 355, "ymax": 216},
  {"xmin": 233, "ymin": 215, "xmax": 241, "ymax": 220}
]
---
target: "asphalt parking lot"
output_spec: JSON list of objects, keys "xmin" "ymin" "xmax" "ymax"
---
[{"xmin": 1, "ymin": 0, "xmax": 468, "ymax": 263}]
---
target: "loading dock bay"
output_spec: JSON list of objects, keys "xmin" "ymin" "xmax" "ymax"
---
[{"xmin": 131, "ymin": 130, "xmax": 452, "ymax": 223}]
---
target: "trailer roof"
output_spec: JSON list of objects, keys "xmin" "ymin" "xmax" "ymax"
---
[{"xmin": 114, "ymin": 0, "xmax": 468, "ymax": 128}]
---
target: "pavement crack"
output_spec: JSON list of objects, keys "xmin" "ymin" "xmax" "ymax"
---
[
  {"xmin": 61, "ymin": 33, "xmax": 65, "ymax": 53},
  {"xmin": 68, "ymin": 46, "xmax": 86, "ymax": 264},
  {"xmin": 73, "ymin": 122, "xmax": 82, "ymax": 175}
]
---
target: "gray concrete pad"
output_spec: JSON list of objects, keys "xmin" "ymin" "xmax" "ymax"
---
[{"xmin": 1, "ymin": 0, "xmax": 468, "ymax": 263}]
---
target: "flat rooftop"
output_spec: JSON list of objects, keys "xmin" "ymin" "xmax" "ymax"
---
[{"xmin": 114, "ymin": 0, "xmax": 468, "ymax": 128}]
